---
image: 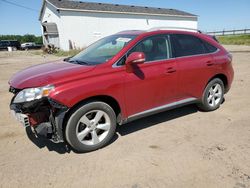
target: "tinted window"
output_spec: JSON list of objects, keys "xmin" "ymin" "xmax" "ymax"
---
[
  {"xmin": 172, "ymin": 34, "xmax": 206, "ymax": 57},
  {"xmin": 0, "ymin": 41, "xmax": 10, "ymax": 46},
  {"xmin": 116, "ymin": 55, "xmax": 126, "ymax": 66},
  {"xmin": 129, "ymin": 35, "xmax": 172, "ymax": 62},
  {"xmin": 202, "ymin": 40, "xmax": 218, "ymax": 53},
  {"xmin": 9, "ymin": 41, "xmax": 20, "ymax": 47}
]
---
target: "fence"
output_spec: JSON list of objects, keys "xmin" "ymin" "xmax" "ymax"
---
[{"xmin": 207, "ymin": 29, "xmax": 250, "ymax": 36}]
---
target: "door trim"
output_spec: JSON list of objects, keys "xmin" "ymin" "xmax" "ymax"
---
[{"xmin": 121, "ymin": 97, "xmax": 197, "ymax": 124}]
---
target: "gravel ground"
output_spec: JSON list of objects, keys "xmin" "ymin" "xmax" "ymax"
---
[{"xmin": 0, "ymin": 46, "xmax": 249, "ymax": 188}]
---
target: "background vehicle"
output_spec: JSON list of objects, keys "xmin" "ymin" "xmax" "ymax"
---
[
  {"xmin": 0, "ymin": 40, "xmax": 20, "ymax": 50},
  {"xmin": 9, "ymin": 28, "xmax": 234, "ymax": 152},
  {"xmin": 21, "ymin": 42, "xmax": 42, "ymax": 50}
]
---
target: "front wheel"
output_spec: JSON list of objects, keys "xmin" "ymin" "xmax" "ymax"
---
[
  {"xmin": 198, "ymin": 78, "xmax": 225, "ymax": 111},
  {"xmin": 65, "ymin": 101, "xmax": 117, "ymax": 152}
]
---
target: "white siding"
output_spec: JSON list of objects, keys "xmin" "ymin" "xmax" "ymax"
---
[
  {"xmin": 40, "ymin": 2, "xmax": 63, "ymax": 48},
  {"xmin": 41, "ymin": 4, "xmax": 198, "ymax": 51}
]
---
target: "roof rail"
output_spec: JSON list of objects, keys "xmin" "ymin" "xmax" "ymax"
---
[{"xmin": 148, "ymin": 27, "xmax": 202, "ymax": 33}]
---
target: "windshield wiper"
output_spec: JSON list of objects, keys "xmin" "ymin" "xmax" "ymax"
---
[
  {"xmin": 68, "ymin": 59, "xmax": 90, "ymax": 65},
  {"xmin": 63, "ymin": 56, "xmax": 73, "ymax": 62}
]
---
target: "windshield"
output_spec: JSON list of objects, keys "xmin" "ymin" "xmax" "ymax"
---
[{"xmin": 66, "ymin": 34, "xmax": 136, "ymax": 65}]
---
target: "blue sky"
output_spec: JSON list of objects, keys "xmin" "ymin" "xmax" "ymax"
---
[{"xmin": 0, "ymin": 0, "xmax": 249, "ymax": 36}]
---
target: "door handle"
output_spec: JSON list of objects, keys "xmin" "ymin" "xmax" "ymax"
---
[
  {"xmin": 166, "ymin": 67, "xmax": 176, "ymax": 74},
  {"xmin": 206, "ymin": 61, "xmax": 214, "ymax": 66}
]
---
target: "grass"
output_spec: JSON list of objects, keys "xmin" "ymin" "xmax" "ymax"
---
[
  {"xmin": 31, "ymin": 50, "xmax": 44, "ymax": 55},
  {"xmin": 29, "ymin": 49, "xmax": 83, "ymax": 57},
  {"xmin": 54, "ymin": 47, "xmax": 121, "ymax": 57},
  {"xmin": 54, "ymin": 49, "xmax": 82, "ymax": 57},
  {"xmin": 217, "ymin": 35, "xmax": 250, "ymax": 45}
]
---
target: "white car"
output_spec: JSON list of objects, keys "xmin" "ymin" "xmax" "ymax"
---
[
  {"xmin": 21, "ymin": 42, "xmax": 42, "ymax": 50},
  {"xmin": 21, "ymin": 42, "xmax": 35, "ymax": 49}
]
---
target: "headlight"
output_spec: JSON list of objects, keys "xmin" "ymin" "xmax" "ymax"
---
[{"xmin": 13, "ymin": 85, "xmax": 55, "ymax": 103}]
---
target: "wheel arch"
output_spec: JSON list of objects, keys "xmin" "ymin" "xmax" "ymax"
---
[
  {"xmin": 207, "ymin": 74, "xmax": 228, "ymax": 92},
  {"xmin": 62, "ymin": 95, "xmax": 122, "ymax": 133}
]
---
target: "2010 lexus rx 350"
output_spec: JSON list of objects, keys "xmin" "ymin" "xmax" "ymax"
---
[{"xmin": 9, "ymin": 29, "xmax": 234, "ymax": 152}]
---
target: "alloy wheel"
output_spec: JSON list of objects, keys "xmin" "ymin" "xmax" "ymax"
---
[
  {"xmin": 76, "ymin": 110, "xmax": 111, "ymax": 145},
  {"xmin": 207, "ymin": 83, "xmax": 222, "ymax": 107}
]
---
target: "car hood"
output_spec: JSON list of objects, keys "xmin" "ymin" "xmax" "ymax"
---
[{"xmin": 9, "ymin": 60, "xmax": 96, "ymax": 89}]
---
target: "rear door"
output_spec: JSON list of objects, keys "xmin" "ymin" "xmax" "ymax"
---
[
  {"xmin": 171, "ymin": 34, "xmax": 216, "ymax": 99},
  {"xmin": 123, "ymin": 35, "xmax": 178, "ymax": 117}
]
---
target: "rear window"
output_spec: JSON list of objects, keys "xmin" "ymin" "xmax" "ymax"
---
[{"xmin": 172, "ymin": 34, "xmax": 206, "ymax": 57}]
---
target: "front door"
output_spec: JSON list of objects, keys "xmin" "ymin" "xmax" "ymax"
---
[{"xmin": 124, "ymin": 35, "xmax": 178, "ymax": 117}]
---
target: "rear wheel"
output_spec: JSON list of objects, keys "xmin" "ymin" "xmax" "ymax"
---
[
  {"xmin": 198, "ymin": 78, "xmax": 225, "ymax": 111},
  {"xmin": 65, "ymin": 101, "xmax": 117, "ymax": 152}
]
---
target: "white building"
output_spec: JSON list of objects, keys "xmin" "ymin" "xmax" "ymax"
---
[{"xmin": 39, "ymin": 0, "xmax": 198, "ymax": 51}]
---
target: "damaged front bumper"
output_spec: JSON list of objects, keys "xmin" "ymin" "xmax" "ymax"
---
[{"xmin": 10, "ymin": 87, "xmax": 69, "ymax": 143}]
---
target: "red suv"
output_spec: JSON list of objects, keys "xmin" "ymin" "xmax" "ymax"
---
[{"xmin": 9, "ymin": 29, "xmax": 234, "ymax": 152}]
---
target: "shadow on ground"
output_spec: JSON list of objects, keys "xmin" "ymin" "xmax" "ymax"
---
[
  {"xmin": 25, "ymin": 127, "xmax": 69, "ymax": 154},
  {"xmin": 26, "ymin": 104, "xmax": 198, "ymax": 154},
  {"xmin": 25, "ymin": 126, "xmax": 119, "ymax": 154},
  {"xmin": 117, "ymin": 104, "xmax": 198, "ymax": 136}
]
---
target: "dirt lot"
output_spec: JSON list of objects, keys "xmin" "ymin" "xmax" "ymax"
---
[{"xmin": 0, "ymin": 46, "xmax": 250, "ymax": 188}]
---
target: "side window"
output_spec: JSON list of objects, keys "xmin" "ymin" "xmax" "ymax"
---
[
  {"xmin": 172, "ymin": 34, "xmax": 206, "ymax": 57},
  {"xmin": 202, "ymin": 40, "xmax": 218, "ymax": 53},
  {"xmin": 1, "ymin": 41, "xmax": 9, "ymax": 46},
  {"xmin": 116, "ymin": 55, "xmax": 127, "ymax": 66},
  {"xmin": 115, "ymin": 35, "xmax": 172, "ymax": 66},
  {"xmin": 129, "ymin": 35, "xmax": 172, "ymax": 62}
]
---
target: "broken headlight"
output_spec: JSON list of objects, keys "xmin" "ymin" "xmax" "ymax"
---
[{"xmin": 13, "ymin": 85, "xmax": 55, "ymax": 103}]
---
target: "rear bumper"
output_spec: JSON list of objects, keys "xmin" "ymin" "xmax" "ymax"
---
[
  {"xmin": 225, "ymin": 63, "xmax": 234, "ymax": 93},
  {"xmin": 10, "ymin": 97, "xmax": 68, "ymax": 143}
]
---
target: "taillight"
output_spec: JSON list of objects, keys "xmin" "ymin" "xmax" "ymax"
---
[{"xmin": 227, "ymin": 53, "xmax": 233, "ymax": 63}]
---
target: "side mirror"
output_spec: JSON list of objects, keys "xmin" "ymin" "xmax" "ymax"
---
[{"xmin": 125, "ymin": 52, "xmax": 145, "ymax": 73}]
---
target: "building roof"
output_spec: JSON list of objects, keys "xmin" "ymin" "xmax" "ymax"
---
[{"xmin": 40, "ymin": 0, "xmax": 197, "ymax": 20}]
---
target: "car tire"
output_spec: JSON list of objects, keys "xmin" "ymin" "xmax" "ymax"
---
[
  {"xmin": 197, "ymin": 78, "xmax": 225, "ymax": 111},
  {"xmin": 65, "ymin": 101, "xmax": 117, "ymax": 152}
]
